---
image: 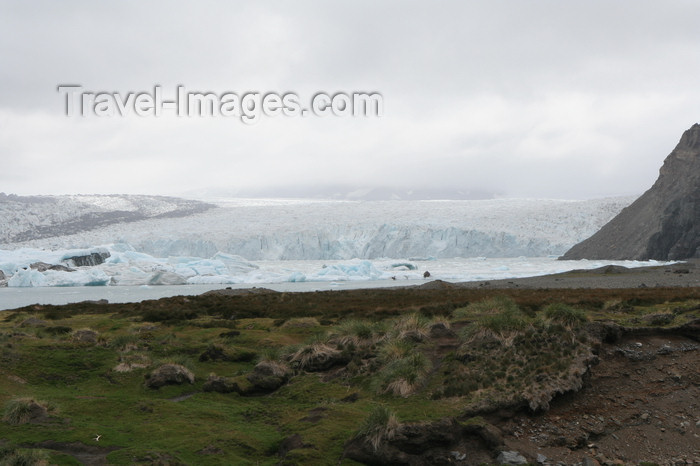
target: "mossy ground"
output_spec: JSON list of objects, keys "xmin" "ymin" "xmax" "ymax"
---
[{"xmin": 0, "ymin": 288, "xmax": 698, "ymax": 464}]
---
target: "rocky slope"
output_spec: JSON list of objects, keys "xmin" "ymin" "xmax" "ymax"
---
[{"xmin": 562, "ymin": 124, "xmax": 700, "ymax": 260}]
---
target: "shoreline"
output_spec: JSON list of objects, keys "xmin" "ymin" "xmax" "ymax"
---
[
  {"xmin": 1, "ymin": 260, "xmax": 697, "ymax": 313},
  {"xmin": 204, "ymin": 259, "xmax": 700, "ymax": 298},
  {"xmin": 449, "ymin": 259, "xmax": 700, "ymax": 290}
]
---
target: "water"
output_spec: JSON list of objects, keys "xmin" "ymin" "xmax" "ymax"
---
[
  {"xmin": 0, "ymin": 257, "xmax": 670, "ymax": 311},
  {"xmin": 0, "ymin": 280, "xmax": 419, "ymax": 311}
]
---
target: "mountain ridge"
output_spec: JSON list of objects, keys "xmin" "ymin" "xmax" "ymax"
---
[{"xmin": 561, "ymin": 124, "xmax": 700, "ymax": 260}]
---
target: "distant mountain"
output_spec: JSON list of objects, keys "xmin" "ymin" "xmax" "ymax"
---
[
  {"xmin": 0, "ymin": 194, "xmax": 214, "ymax": 244},
  {"xmin": 561, "ymin": 124, "xmax": 700, "ymax": 260}
]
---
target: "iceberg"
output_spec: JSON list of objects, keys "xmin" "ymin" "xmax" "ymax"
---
[
  {"xmin": 147, "ymin": 271, "xmax": 187, "ymax": 286},
  {"xmin": 8, "ymin": 268, "xmax": 47, "ymax": 287},
  {"xmin": 211, "ymin": 252, "xmax": 259, "ymax": 274},
  {"xmin": 186, "ymin": 275, "xmax": 238, "ymax": 285},
  {"xmin": 310, "ymin": 260, "xmax": 385, "ymax": 281},
  {"xmin": 0, "ymin": 244, "xmax": 678, "ymax": 291},
  {"xmin": 8, "ymin": 267, "xmax": 110, "ymax": 287},
  {"xmin": 288, "ymin": 271, "xmax": 306, "ymax": 282}
]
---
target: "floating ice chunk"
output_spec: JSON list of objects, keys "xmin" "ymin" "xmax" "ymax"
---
[
  {"xmin": 168, "ymin": 257, "xmax": 230, "ymax": 277},
  {"xmin": 8, "ymin": 268, "xmax": 110, "ymax": 287},
  {"xmin": 45, "ymin": 269, "xmax": 110, "ymax": 286},
  {"xmin": 288, "ymin": 272, "xmax": 306, "ymax": 282},
  {"xmin": 106, "ymin": 267, "xmax": 150, "ymax": 286},
  {"xmin": 186, "ymin": 275, "xmax": 238, "ymax": 285},
  {"xmin": 110, "ymin": 242, "xmax": 136, "ymax": 253},
  {"xmin": 120, "ymin": 250, "xmax": 165, "ymax": 263},
  {"xmin": 211, "ymin": 252, "xmax": 259, "ymax": 274},
  {"xmin": 311, "ymin": 260, "xmax": 384, "ymax": 281},
  {"xmin": 8, "ymin": 268, "xmax": 47, "ymax": 287},
  {"xmin": 147, "ymin": 271, "xmax": 187, "ymax": 286},
  {"xmin": 391, "ymin": 262, "xmax": 417, "ymax": 270}
]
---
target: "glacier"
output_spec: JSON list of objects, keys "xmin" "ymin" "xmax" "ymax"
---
[
  {"xmin": 0, "ymin": 196, "xmax": 662, "ymax": 289},
  {"xmin": 1, "ymin": 197, "xmax": 635, "ymax": 260},
  {"xmin": 0, "ymin": 193, "xmax": 213, "ymax": 244}
]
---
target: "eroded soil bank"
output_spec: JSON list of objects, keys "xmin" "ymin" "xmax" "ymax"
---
[{"xmin": 498, "ymin": 331, "xmax": 700, "ymax": 465}]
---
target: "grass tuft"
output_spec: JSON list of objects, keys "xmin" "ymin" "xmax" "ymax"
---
[
  {"xmin": 356, "ymin": 405, "xmax": 400, "ymax": 452},
  {"xmin": 287, "ymin": 341, "xmax": 342, "ymax": 371},
  {"xmin": 378, "ymin": 340, "xmax": 413, "ymax": 363},
  {"xmin": 453, "ymin": 296, "xmax": 519, "ymax": 319},
  {"xmin": 2, "ymin": 398, "xmax": 51, "ymax": 426},
  {"xmin": 542, "ymin": 303, "xmax": 587, "ymax": 328},
  {"xmin": 376, "ymin": 352, "xmax": 431, "ymax": 397},
  {"xmin": 0, "ymin": 447, "xmax": 50, "ymax": 465},
  {"xmin": 462, "ymin": 305, "xmax": 530, "ymax": 347},
  {"xmin": 331, "ymin": 319, "xmax": 385, "ymax": 348},
  {"xmin": 390, "ymin": 313, "xmax": 431, "ymax": 342}
]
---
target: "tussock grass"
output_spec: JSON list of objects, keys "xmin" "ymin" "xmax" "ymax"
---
[
  {"xmin": 281, "ymin": 317, "xmax": 320, "ymax": 328},
  {"xmin": 154, "ymin": 355, "xmax": 195, "ymax": 372},
  {"xmin": 257, "ymin": 347, "xmax": 282, "ymax": 364},
  {"xmin": 114, "ymin": 352, "xmax": 151, "ymax": 372},
  {"xmin": 108, "ymin": 333, "xmax": 140, "ymax": 349},
  {"xmin": 70, "ymin": 327, "xmax": 99, "ymax": 343},
  {"xmin": 2, "ymin": 398, "xmax": 51, "ymax": 426},
  {"xmin": 478, "ymin": 308, "xmax": 528, "ymax": 344},
  {"xmin": 375, "ymin": 352, "xmax": 431, "ymax": 397},
  {"xmin": 379, "ymin": 340, "xmax": 413, "ymax": 363},
  {"xmin": 390, "ymin": 313, "xmax": 431, "ymax": 342},
  {"xmin": 331, "ymin": 319, "xmax": 385, "ymax": 348},
  {"xmin": 0, "ymin": 447, "xmax": 49, "ymax": 465},
  {"xmin": 542, "ymin": 303, "xmax": 587, "ymax": 328},
  {"xmin": 287, "ymin": 341, "xmax": 342, "ymax": 371},
  {"xmin": 429, "ymin": 316, "xmax": 451, "ymax": 328},
  {"xmin": 253, "ymin": 359, "xmax": 290, "ymax": 379},
  {"xmin": 356, "ymin": 405, "xmax": 400, "ymax": 452},
  {"xmin": 452, "ymin": 296, "xmax": 519, "ymax": 319},
  {"xmin": 41, "ymin": 325, "xmax": 72, "ymax": 336}
]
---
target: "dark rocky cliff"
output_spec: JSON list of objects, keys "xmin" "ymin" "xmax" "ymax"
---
[{"xmin": 561, "ymin": 124, "xmax": 700, "ymax": 260}]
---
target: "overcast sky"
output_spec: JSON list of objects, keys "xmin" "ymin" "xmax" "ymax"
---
[{"xmin": 1, "ymin": 1, "xmax": 700, "ymax": 199}]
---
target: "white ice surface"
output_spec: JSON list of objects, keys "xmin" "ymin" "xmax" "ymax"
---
[
  {"xmin": 0, "ymin": 197, "xmax": 655, "ymax": 289},
  {"xmin": 2, "ymin": 197, "xmax": 635, "ymax": 260}
]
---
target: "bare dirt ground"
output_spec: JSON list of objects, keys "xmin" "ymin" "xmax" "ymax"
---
[{"xmin": 499, "ymin": 333, "xmax": 700, "ymax": 465}]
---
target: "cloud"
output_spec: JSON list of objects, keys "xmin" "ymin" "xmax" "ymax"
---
[{"xmin": 1, "ymin": 1, "xmax": 700, "ymax": 198}]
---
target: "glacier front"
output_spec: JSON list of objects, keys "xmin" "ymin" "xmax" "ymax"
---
[{"xmin": 1, "ymin": 197, "xmax": 635, "ymax": 260}]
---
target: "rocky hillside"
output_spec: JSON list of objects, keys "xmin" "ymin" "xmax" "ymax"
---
[
  {"xmin": 0, "ymin": 194, "xmax": 214, "ymax": 244},
  {"xmin": 562, "ymin": 124, "xmax": 700, "ymax": 260}
]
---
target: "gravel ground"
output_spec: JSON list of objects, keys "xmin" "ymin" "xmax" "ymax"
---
[{"xmin": 455, "ymin": 260, "xmax": 700, "ymax": 290}]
